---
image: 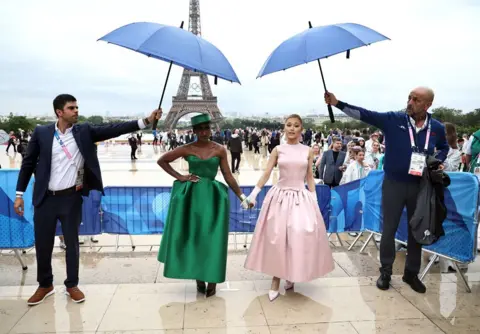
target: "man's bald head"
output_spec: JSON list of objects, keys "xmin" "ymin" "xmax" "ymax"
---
[
  {"xmin": 413, "ymin": 86, "xmax": 435, "ymax": 103},
  {"xmin": 407, "ymin": 86, "xmax": 435, "ymax": 119}
]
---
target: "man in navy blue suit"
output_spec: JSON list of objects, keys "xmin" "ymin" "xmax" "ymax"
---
[{"xmin": 14, "ymin": 94, "xmax": 162, "ymax": 306}]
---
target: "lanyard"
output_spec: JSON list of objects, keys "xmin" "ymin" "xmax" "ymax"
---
[
  {"xmin": 54, "ymin": 130, "xmax": 73, "ymax": 160},
  {"xmin": 407, "ymin": 115, "xmax": 431, "ymax": 153}
]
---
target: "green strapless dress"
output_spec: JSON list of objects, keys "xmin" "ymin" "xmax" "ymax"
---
[{"xmin": 158, "ymin": 155, "xmax": 230, "ymax": 283}]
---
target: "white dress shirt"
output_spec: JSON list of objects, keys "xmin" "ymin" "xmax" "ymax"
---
[
  {"xmin": 409, "ymin": 116, "xmax": 428, "ymax": 133},
  {"xmin": 48, "ymin": 119, "xmax": 147, "ymax": 191},
  {"xmin": 48, "ymin": 123, "xmax": 85, "ymax": 191}
]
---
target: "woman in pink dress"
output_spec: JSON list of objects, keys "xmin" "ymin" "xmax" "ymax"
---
[{"xmin": 244, "ymin": 114, "xmax": 334, "ymax": 301}]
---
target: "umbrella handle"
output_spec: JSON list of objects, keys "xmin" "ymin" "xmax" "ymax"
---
[
  {"xmin": 327, "ymin": 104, "xmax": 335, "ymax": 123},
  {"xmin": 152, "ymin": 20, "xmax": 185, "ymax": 131}
]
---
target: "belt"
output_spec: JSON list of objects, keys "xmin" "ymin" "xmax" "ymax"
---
[{"xmin": 47, "ymin": 186, "xmax": 78, "ymax": 196}]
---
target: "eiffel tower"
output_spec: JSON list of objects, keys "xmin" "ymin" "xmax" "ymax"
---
[{"xmin": 163, "ymin": 0, "xmax": 223, "ymax": 130}]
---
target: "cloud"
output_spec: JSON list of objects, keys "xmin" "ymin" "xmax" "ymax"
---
[{"xmin": 0, "ymin": 0, "xmax": 479, "ymax": 118}]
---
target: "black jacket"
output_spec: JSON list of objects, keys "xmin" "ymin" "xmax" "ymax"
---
[
  {"xmin": 409, "ymin": 156, "xmax": 450, "ymax": 245},
  {"xmin": 228, "ymin": 135, "xmax": 243, "ymax": 153}
]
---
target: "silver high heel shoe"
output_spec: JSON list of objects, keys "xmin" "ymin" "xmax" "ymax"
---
[{"xmin": 268, "ymin": 290, "xmax": 279, "ymax": 302}]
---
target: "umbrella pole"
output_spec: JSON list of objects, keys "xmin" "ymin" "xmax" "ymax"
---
[
  {"xmin": 156, "ymin": 61, "xmax": 173, "ymax": 108},
  {"xmin": 309, "ymin": 21, "xmax": 335, "ymax": 123},
  {"xmin": 152, "ymin": 21, "xmax": 185, "ymax": 130},
  {"xmin": 315, "ymin": 59, "xmax": 334, "ymax": 123}
]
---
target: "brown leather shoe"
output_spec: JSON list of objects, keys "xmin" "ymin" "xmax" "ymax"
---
[
  {"xmin": 65, "ymin": 287, "xmax": 85, "ymax": 303},
  {"xmin": 27, "ymin": 286, "xmax": 55, "ymax": 306}
]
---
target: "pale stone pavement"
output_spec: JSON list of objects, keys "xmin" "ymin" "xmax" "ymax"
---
[{"xmin": 1, "ymin": 144, "xmax": 479, "ymax": 333}]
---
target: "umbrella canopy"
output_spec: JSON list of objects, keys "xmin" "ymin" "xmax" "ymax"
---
[
  {"xmin": 98, "ymin": 22, "xmax": 241, "ymax": 84},
  {"xmin": 257, "ymin": 23, "xmax": 389, "ymax": 78}
]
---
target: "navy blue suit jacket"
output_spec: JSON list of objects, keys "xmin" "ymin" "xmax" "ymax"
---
[{"xmin": 16, "ymin": 121, "xmax": 141, "ymax": 207}]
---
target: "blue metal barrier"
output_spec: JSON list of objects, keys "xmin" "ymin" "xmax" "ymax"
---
[
  {"xmin": 363, "ymin": 171, "xmax": 479, "ymax": 263},
  {"xmin": 1, "ymin": 169, "xmax": 478, "ymax": 266},
  {"xmin": 329, "ymin": 178, "xmax": 365, "ymax": 233},
  {"xmin": 101, "ymin": 187, "xmax": 171, "ymax": 235},
  {"xmin": 0, "ymin": 169, "xmax": 34, "ymax": 249}
]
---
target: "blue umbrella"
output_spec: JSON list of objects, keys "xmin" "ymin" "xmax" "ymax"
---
[
  {"xmin": 98, "ymin": 21, "xmax": 240, "ymax": 129},
  {"xmin": 257, "ymin": 22, "xmax": 389, "ymax": 123}
]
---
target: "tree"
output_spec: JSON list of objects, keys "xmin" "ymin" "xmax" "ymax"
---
[
  {"xmin": 86, "ymin": 115, "xmax": 104, "ymax": 125},
  {"xmin": 1, "ymin": 105, "xmax": 479, "ymax": 136},
  {"xmin": 431, "ymin": 107, "xmax": 462, "ymax": 124},
  {"xmin": 0, "ymin": 113, "xmax": 34, "ymax": 132}
]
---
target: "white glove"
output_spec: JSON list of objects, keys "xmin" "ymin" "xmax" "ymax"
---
[{"xmin": 246, "ymin": 186, "xmax": 261, "ymax": 208}]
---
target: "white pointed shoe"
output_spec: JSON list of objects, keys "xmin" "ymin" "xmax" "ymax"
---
[
  {"xmin": 285, "ymin": 281, "xmax": 294, "ymax": 290},
  {"xmin": 268, "ymin": 290, "xmax": 279, "ymax": 302}
]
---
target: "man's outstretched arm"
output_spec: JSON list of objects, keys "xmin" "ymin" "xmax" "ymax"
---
[{"xmin": 325, "ymin": 92, "xmax": 396, "ymax": 131}]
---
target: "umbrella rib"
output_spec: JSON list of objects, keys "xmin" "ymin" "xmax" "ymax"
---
[
  {"xmin": 194, "ymin": 37, "xmax": 203, "ymax": 68},
  {"xmin": 333, "ymin": 24, "xmax": 370, "ymax": 50},
  {"xmin": 303, "ymin": 31, "xmax": 309, "ymax": 64},
  {"xmin": 135, "ymin": 26, "xmax": 166, "ymax": 54}
]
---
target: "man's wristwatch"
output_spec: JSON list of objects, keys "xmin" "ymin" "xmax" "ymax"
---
[{"xmin": 143, "ymin": 117, "xmax": 151, "ymax": 126}]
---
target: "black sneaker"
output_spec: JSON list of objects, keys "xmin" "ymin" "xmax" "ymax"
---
[
  {"xmin": 402, "ymin": 274, "xmax": 426, "ymax": 293},
  {"xmin": 376, "ymin": 272, "xmax": 391, "ymax": 290}
]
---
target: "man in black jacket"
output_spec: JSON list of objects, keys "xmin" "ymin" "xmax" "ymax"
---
[
  {"xmin": 128, "ymin": 134, "xmax": 138, "ymax": 160},
  {"xmin": 14, "ymin": 94, "xmax": 161, "ymax": 306},
  {"xmin": 228, "ymin": 129, "xmax": 243, "ymax": 173}
]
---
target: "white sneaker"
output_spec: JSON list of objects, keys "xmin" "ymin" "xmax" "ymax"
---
[{"xmin": 59, "ymin": 241, "xmax": 66, "ymax": 250}]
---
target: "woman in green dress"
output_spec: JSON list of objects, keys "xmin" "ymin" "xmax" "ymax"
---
[{"xmin": 157, "ymin": 114, "xmax": 251, "ymax": 297}]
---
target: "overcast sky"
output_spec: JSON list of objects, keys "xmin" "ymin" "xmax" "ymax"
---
[{"xmin": 1, "ymin": 0, "xmax": 479, "ymax": 118}]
